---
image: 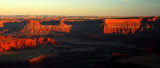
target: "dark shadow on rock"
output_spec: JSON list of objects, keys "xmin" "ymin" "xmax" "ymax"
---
[
  {"xmin": 2, "ymin": 22, "xmax": 26, "ymax": 34},
  {"xmin": 138, "ymin": 18, "xmax": 160, "ymax": 34},
  {"xmin": 68, "ymin": 19, "xmax": 103, "ymax": 35},
  {"xmin": 40, "ymin": 20, "xmax": 60, "ymax": 25}
]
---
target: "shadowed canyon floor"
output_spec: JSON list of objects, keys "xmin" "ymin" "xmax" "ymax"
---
[{"xmin": 0, "ymin": 16, "xmax": 160, "ymax": 68}]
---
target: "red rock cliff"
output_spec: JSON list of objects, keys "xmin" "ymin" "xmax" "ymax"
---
[
  {"xmin": 104, "ymin": 19, "xmax": 142, "ymax": 34},
  {"xmin": 0, "ymin": 38, "xmax": 59, "ymax": 52},
  {"xmin": 19, "ymin": 20, "xmax": 72, "ymax": 35},
  {"xmin": 0, "ymin": 21, "xmax": 4, "ymax": 27}
]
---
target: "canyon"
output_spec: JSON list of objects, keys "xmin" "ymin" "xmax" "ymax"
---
[{"xmin": 0, "ymin": 16, "xmax": 160, "ymax": 68}]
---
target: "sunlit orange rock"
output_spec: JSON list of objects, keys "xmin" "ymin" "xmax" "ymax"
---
[
  {"xmin": 0, "ymin": 48, "xmax": 4, "ymax": 52},
  {"xmin": 44, "ymin": 38, "xmax": 56, "ymax": 44},
  {"xmin": 29, "ymin": 55, "xmax": 52, "ymax": 64},
  {"xmin": 0, "ymin": 37, "xmax": 59, "ymax": 52},
  {"xmin": 37, "ymin": 38, "xmax": 45, "ymax": 44},
  {"xmin": 19, "ymin": 19, "xmax": 72, "ymax": 35},
  {"xmin": 25, "ymin": 20, "xmax": 41, "ymax": 26},
  {"xmin": 104, "ymin": 19, "xmax": 142, "ymax": 34},
  {"xmin": 0, "ymin": 35, "xmax": 6, "ymax": 40},
  {"xmin": 0, "ymin": 21, "xmax": 4, "ymax": 27},
  {"xmin": 6, "ymin": 35, "xmax": 14, "ymax": 38},
  {"xmin": 29, "ymin": 54, "xmax": 58, "ymax": 67}
]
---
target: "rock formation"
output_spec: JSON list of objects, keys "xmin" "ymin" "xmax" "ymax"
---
[
  {"xmin": 0, "ymin": 29, "xmax": 9, "ymax": 33},
  {"xmin": 104, "ymin": 19, "xmax": 143, "ymax": 34},
  {"xmin": 29, "ymin": 54, "xmax": 53, "ymax": 65},
  {"xmin": 0, "ymin": 37, "xmax": 59, "ymax": 52},
  {"xmin": 0, "ymin": 35, "xmax": 6, "ymax": 40},
  {"xmin": 19, "ymin": 20, "xmax": 72, "ymax": 35},
  {"xmin": 148, "ymin": 17, "xmax": 157, "ymax": 22},
  {"xmin": 0, "ymin": 21, "xmax": 4, "ymax": 27}
]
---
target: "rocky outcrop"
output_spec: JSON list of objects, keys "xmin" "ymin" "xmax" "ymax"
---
[
  {"xmin": 19, "ymin": 20, "xmax": 72, "ymax": 35},
  {"xmin": 0, "ymin": 35, "xmax": 6, "ymax": 40},
  {"xmin": 0, "ymin": 29, "xmax": 9, "ymax": 33},
  {"xmin": 104, "ymin": 19, "xmax": 143, "ymax": 34},
  {"xmin": 0, "ymin": 37, "xmax": 59, "ymax": 52},
  {"xmin": 29, "ymin": 54, "xmax": 53, "ymax": 65},
  {"xmin": 148, "ymin": 17, "xmax": 157, "ymax": 22},
  {"xmin": 0, "ymin": 21, "xmax": 5, "ymax": 27}
]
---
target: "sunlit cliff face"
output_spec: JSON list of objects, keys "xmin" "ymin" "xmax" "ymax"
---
[
  {"xmin": 0, "ymin": 21, "xmax": 5, "ymax": 27},
  {"xmin": 0, "ymin": 37, "xmax": 59, "ymax": 52},
  {"xmin": 104, "ymin": 19, "xmax": 143, "ymax": 34},
  {"xmin": 19, "ymin": 20, "xmax": 72, "ymax": 35}
]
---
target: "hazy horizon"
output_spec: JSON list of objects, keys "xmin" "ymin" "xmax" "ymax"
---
[
  {"xmin": 0, "ymin": 14, "xmax": 159, "ymax": 16},
  {"xmin": 0, "ymin": 0, "xmax": 160, "ymax": 16}
]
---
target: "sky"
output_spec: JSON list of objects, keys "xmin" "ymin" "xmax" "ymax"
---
[{"xmin": 0, "ymin": 0, "xmax": 160, "ymax": 16}]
